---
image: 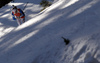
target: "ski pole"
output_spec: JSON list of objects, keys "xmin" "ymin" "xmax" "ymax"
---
[{"xmin": 23, "ymin": 2, "xmax": 29, "ymax": 11}]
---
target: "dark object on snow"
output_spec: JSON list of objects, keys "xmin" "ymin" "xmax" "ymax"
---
[
  {"xmin": 40, "ymin": 0, "xmax": 52, "ymax": 7},
  {"xmin": 62, "ymin": 37, "xmax": 70, "ymax": 45}
]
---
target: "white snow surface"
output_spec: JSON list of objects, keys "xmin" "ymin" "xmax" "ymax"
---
[{"xmin": 0, "ymin": 0, "xmax": 100, "ymax": 63}]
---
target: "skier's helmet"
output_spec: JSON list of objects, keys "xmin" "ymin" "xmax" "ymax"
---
[{"xmin": 12, "ymin": 5, "xmax": 17, "ymax": 10}]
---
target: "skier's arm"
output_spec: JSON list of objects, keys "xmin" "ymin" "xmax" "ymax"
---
[
  {"xmin": 19, "ymin": 9, "xmax": 25, "ymax": 17},
  {"xmin": 11, "ymin": 12, "xmax": 16, "ymax": 20}
]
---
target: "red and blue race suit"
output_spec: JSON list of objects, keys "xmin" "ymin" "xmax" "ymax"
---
[{"xmin": 12, "ymin": 8, "xmax": 25, "ymax": 20}]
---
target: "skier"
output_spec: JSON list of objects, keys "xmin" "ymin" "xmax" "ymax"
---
[{"xmin": 11, "ymin": 5, "xmax": 25, "ymax": 25}]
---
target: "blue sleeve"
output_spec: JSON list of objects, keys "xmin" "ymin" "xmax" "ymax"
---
[
  {"xmin": 12, "ymin": 12, "xmax": 14, "ymax": 16},
  {"xmin": 13, "ymin": 17, "xmax": 16, "ymax": 20},
  {"xmin": 19, "ymin": 9, "xmax": 25, "ymax": 16},
  {"xmin": 12, "ymin": 12, "xmax": 16, "ymax": 20}
]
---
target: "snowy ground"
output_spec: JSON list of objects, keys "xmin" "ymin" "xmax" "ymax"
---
[{"xmin": 0, "ymin": 0, "xmax": 100, "ymax": 63}]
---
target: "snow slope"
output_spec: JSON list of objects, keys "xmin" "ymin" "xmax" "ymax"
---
[{"xmin": 0, "ymin": 0, "xmax": 100, "ymax": 63}]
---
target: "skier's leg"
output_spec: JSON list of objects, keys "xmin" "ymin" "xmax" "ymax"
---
[
  {"xmin": 21, "ymin": 17, "xmax": 25, "ymax": 23},
  {"xmin": 17, "ymin": 18, "xmax": 21, "ymax": 25}
]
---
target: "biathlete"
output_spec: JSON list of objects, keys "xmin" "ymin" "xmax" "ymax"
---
[{"xmin": 11, "ymin": 5, "xmax": 25, "ymax": 25}]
